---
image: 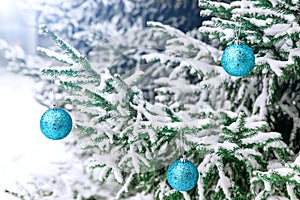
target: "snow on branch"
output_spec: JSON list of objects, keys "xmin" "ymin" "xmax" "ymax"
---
[
  {"xmin": 118, "ymin": 146, "xmax": 151, "ymax": 173},
  {"xmin": 37, "ymin": 47, "xmax": 75, "ymax": 66},
  {"xmin": 116, "ymin": 172, "xmax": 134, "ymax": 199},
  {"xmin": 39, "ymin": 24, "xmax": 98, "ymax": 76},
  {"xmin": 252, "ymin": 161, "xmax": 300, "ymax": 199},
  {"xmin": 146, "ymin": 21, "xmax": 186, "ymax": 38},
  {"xmin": 216, "ymin": 162, "xmax": 232, "ymax": 200},
  {"xmin": 39, "ymin": 24, "xmax": 82, "ymax": 61},
  {"xmin": 147, "ymin": 21, "xmax": 221, "ymax": 63},
  {"xmin": 93, "ymin": 151, "xmax": 124, "ymax": 184}
]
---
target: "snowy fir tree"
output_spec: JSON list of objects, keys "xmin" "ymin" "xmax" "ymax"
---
[{"xmin": 1, "ymin": 0, "xmax": 300, "ymax": 199}]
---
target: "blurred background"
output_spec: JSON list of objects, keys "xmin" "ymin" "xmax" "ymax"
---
[
  {"xmin": 0, "ymin": 1, "xmax": 70, "ymax": 199},
  {"xmin": 0, "ymin": 0, "xmax": 36, "ymax": 54}
]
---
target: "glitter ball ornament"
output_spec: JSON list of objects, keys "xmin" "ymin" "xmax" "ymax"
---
[
  {"xmin": 40, "ymin": 107, "xmax": 72, "ymax": 140},
  {"xmin": 221, "ymin": 43, "xmax": 255, "ymax": 76},
  {"xmin": 166, "ymin": 159, "xmax": 199, "ymax": 191}
]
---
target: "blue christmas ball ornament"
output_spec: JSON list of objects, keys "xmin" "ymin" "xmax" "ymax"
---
[
  {"xmin": 221, "ymin": 43, "xmax": 255, "ymax": 76},
  {"xmin": 166, "ymin": 159, "xmax": 199, "ymax": 191},
  {"xmin": 40, "ymin": 107, "xmax": 72, "ymax": 140}
]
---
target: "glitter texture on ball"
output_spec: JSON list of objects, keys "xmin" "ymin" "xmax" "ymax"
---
[
  {"xmin": 166, "ymin": 159, "xmax": 199, "ymax": 191},
  {"xmin": 221, "ymin": 43, "xmax": 255, "ymax": 76},
  {"xmin": 40, "ymin": 107, "xmax": 73, "ymax": 140}
]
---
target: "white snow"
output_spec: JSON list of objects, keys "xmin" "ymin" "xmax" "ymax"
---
[
  {"xmin": 241, "ymin": 132, "xmax": 281, "ymax": 145},
  {"xmin": 252, "ymin": 78, "xmax": 268, "ymax": 118},
  {"xmin": 200, "ymin": 10, "xmax": 212, "ymax": 16},
  {"xmin": 244, "ymin": 120, "xmax": 267, "ymax": 129},
  {"xmin": 286, "ymin": 183, "xmax": 297, "ymax": 200},
  {"xmin": 37, "ymin": 47, "xmax": 75, "ymax": 65},
  {"xmin": 274, "ymin": 168, "xmax": 293, "ymax": 176},
  {"xmin": 123, "ymin": 0, "xmax": 134, "ymax": 13},
  {"xmin": 294, "ymin": 155, "xmax": 300, "ymax": 166},
  {"xmin": 116, "ymin": 172, "xmax": 134, "ymax": 199},
  {"xmin": 266, "ymin": 196, "xmax": 289, "ymax": 200},
  {"xmin": 98, "ymin": 166, "xmax": 111, "ymax": 182},
  {"xmin": 113, "ymin": 168, "xmax": 123, "ymax": 184},
  {"xmin": 124, "ymin": 71, "xmax": 144, "ymax": 87},
  {"xmin": 263, "ymin": 140, "xmax": 287, "ymax": 151},
  {"xmin": 181, "ymin": 191, "xmax": 191, "ymax": 200},
  {"xmin": 264, "ymin": 24, "xmax": 291, "ymax": 37},
  {"xmin": 216, "ymin": 163, "xmax": 232, "ymax": 200},
  {"xmin": 244, "ymin": 7, "xmax": 295, "ymax": 22},
  {"xmin": 142, "ymin": 53, "xmax": 170, "ymax": 64},
  {"xmin": 217, "ymin": 141, "xmax": 238, "ymax": 151},
  {"xmin": 146, "ymin": 21, "xmax": 186, "ymax": 38},
  {"xmin": 222, "ymin": 29, "xmax": 235, "ymax": 41},
  {"xmin": 0, "ymin": 69, "xmax": 72, "ymax": 199},
  {"xmin": 245, "ymin": 17, "xmax": 273, "ymax": 27},
  {"xmin": 237, "ymin": 84, "xmax": 245, "ymax": 100}
]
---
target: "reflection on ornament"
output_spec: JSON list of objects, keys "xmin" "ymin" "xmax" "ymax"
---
[
  {"xmin": 221, "ymin": 43, "xmax": 255, "ymax": 76},
  {"xmin": 166, "ymin": 159, "xmax": 199, "ymax": 191},
  {"xmin": 40, "ymin": 107, "xmax": 72, "ymax": 140}
]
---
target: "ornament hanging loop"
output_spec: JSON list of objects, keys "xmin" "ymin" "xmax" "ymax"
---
[
  {"xmin": 233, "ymin": 0, "xmax": 246, "ymax": 45},
  {"xmin": 233, "ymin": 13, "xmax": 242, "ymax": 45},
  {"xmin": 234, "ymin": 22, "xmax": 241, "ymax": 45},
  {"xmin": 180, "ymin": 154, "xmax": 187, "ymax": 163},
  {"xmin": 51, "ymin": 104, "xmax": 57, "ymax": 110},
  {"xmin": 179, "ymin": 129, "xmax": 187, "ymax": 162},
  {"xmin": 51, "ymin": 77, "xmax": 58, "ymax": 109}
]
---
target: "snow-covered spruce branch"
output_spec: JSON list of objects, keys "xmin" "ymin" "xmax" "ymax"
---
[{"xmin": 251, "ymin": 155, "xmax": 300, "ymax": 200}]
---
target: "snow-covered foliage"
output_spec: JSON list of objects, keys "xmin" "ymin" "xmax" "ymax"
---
[
  {"xmin": 251, "ymin": 154, "xmax": 300, "ymax": 200},
  {"xmin": 1, "ymin": 0, "xmax": 299, "ymax": 199},
  {"xmin": 5, "ymin": 155, "xmax": 116, "ymax": 200},
  {"xmin": 196, "ymin": 0, "xmax": 300, "ymax": 199},
  {"xmin": 199, "ymin": 0, "xmax": 300, "ymax": 151},
  {"xmin": 37, "ymin": 7, "xmax": 298, "ymax": 197}
]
